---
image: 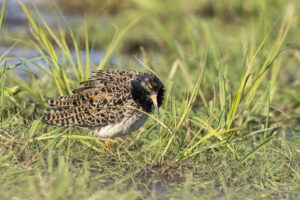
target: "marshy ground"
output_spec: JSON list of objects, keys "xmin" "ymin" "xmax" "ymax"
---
[{"xmin": 0, "ymin": 0, "xmax": 300, "ymax": 199}]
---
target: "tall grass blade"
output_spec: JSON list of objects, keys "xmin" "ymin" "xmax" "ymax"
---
[
  {"xmin": 97, "ymin": 17, "xmax": 140, "ymax": 69},
  {"xmin": 246, "ymin": 4, "xmax": 294, "ymax": 103},
  {"xmin": 84, "ymin": 20, "xmax": 90, "ymax": 80},
  {"xmin": 161, "ymin": 58, "xmax": 206, "ymax": 160},
  {"xmin": 0, "ymin": 62, "xmax": 7, "ymax": 108},
  {"xmin": 0, "ymin": 0, "xmax": 8, "ymax": 31}
]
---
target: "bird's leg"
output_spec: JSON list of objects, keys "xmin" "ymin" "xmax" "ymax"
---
[
  {"xmin": 101, "ymin": 137, "xmax": 113, "ymax": 152},
  {"xmin": 105, "ymin": 137, "xmax": 113, "ymax": 152}
]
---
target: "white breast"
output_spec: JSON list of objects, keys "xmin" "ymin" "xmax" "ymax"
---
[{"xmin": 93, "ymin": 114, "xmax": 149, "ymax": 138}]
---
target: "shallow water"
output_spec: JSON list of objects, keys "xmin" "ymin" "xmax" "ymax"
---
[{"xmin": 0, "ymin": 46, "xmax": 105, "ymax": 79}]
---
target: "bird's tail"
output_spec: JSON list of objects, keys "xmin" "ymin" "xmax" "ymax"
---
[
  {"xmin": 43, "ymin": 87, "xmax": 101, "ymax": 127},
  {"xmin": 43, "ymin": 95, "xmax": 83, "ymax": 127}
]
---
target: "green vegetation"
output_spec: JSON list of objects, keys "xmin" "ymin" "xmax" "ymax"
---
[{"xmin": 1, "ymin": 0, "xmax": 300, "ymax": 199}]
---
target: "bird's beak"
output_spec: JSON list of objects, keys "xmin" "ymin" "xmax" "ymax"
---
[{"xmin": 151, "ymin": 94, "xmax": 159, "ymax": 114}]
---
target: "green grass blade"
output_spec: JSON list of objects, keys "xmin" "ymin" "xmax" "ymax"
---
[
  {"xmin": 0, "ymin": 62, "xmax": 7, "ymax": 108},
  {"xmin": 28, "ymin": 119, "xmax": 42, "ymax": 140},
  {"xmin": 0, "ymin": 0, "xmax": 8, "ymax": 31},
  {"xmin": 84, "ymin": 19, "xmax": 90, "ymax": 80},
  {"xmin": 19, "ymin": 1, "xmax": 39, "ymax": 33},
  {"xmin": 241, "ymin": 137, "xmax": 273, "ymax": 163},
  {"xmin": 97, "ymin": 17, "xmax": 140, "ymax": 69}
]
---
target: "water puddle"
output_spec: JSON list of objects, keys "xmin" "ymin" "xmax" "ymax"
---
[{"xmin": 0, "ymin": 45, "xmax": 105, "ymax": 79}]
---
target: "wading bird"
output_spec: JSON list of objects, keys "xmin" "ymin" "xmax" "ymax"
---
[{"xmin": 43, "ymin": 70, "xmax": 165, "ymax": 151}]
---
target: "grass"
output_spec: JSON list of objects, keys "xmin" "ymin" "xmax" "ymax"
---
[{"xmin": 1, "ymin": 0, "xmax": 300, "ymax": 199}]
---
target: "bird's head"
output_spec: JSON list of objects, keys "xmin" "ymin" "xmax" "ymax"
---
[{"xmin": 131, "ymin": 73, "xmax": 165, "ymax": 113}]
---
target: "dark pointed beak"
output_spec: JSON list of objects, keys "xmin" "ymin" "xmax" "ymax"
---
[{"xmin": 150, "ymin": 94, "xmax": 159, "ymax": 114}]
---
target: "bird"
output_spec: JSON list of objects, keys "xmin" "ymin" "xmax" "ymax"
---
[{"xmin": 43, "ymin": 70, "xmax": 165, "ymax": 150}]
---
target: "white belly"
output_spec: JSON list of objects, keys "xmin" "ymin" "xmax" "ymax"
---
[{"xmin": 93, "ymin": 114, "xmax": 149, "ymax": 138}]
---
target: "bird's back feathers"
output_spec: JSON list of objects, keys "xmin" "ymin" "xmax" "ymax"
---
[{"xmin": 43, "ymin": 70, "xmax": 141, "ymax": 128}]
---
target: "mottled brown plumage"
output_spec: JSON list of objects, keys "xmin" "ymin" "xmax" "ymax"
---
[{"xmin": 43, "ymin": 70, "xmax": 165, "ymax": 138}]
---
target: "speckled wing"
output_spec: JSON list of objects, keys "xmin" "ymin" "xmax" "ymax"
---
[{"xmin": 43, "ymin": 70, "xmax": 141, "ymax": 128}]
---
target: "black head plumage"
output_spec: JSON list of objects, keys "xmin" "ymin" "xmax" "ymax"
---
[{"xmin": 131, "ymin": 73, "xmax": 165, "ymax": 113}]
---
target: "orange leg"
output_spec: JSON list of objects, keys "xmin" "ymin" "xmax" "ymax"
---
[{"xmin": 101, "ymin": 137, "xmax": 113, "ymax": 152}]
